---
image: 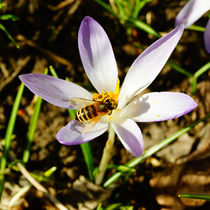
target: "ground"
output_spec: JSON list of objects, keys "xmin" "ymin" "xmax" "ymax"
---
[{"xmin": 0, "ymin": 0, "xmax": 209, "ymax": 209}]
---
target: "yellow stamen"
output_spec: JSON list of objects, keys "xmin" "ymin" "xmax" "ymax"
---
[
  {"xmin": 92, "ymin": 92, "xmax": 100, "ymax": 100},
  {"xmin": 92, "ymin": 78, "xmax": 120, "ymax": 103},
  {"xmin": 114, "ymin": 78, "xmax": 120, "ymax": 98}
]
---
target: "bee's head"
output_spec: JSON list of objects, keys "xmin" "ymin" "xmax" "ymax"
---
[{"xmin": 104, "ymin": 98, "xmax": 117, "ymax": 110}]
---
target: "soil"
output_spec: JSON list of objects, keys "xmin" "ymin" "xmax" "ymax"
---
[{"xmin": 0, "ymin": 0, "xmax": 209, "ymax": 209}]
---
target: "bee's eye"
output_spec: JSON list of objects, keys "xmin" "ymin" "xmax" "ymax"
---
[
  {"xmin": 105, "ymin": 100, "xmax": 116, "ymax": 110},
  {"xmin": 105, "ymin": 100, "xmax": 111, "ymax": 108}
]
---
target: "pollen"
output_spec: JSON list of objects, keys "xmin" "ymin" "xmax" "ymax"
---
[{"xmin": 92, "ymin": 78, "xmax": 120, "ymax": 104}]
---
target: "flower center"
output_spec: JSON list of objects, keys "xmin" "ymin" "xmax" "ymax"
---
[{"xmin": 92, "ymin": 78, "xmax": 120, "ymax": 112}]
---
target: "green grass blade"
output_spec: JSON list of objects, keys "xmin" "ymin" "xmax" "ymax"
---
[
  {"xmin": 105, "ymin": 203, "xmax": 122, "ymax": 210},
  {"xmin": 167, "ymin": 61, "xmax": 193, "ymax": 78},
  {"xmin": 96, "ymin": 203, "xmax": 103, "ymax": 210},
  {"xmin": 0, "ymin": 83, "xmax": 24, "ymax": 198},
  {"xmin": 192, "ymin": 62, "xmax": 210, "ymax": 95},
  {"xmin": 0, "ymin": 23, "xmax": 19, "ymax": 48},
  {"xmin": 191, "ymin": 78, "xmax": 197, "ymax": 96},
  {"xmin": 49, "ymin": 65, "xmax": 58, "ymax": 78},
  {"xmin": 187, "ymin": 25, "xmax": 205, "ymax": 32},
  {"xmin": 128, "ymin": 18, "xmax": 160, "ymax": 37},
  {"xmin": 103, "ymin": 113, "xmax": 210, "ymax": 188},
  {"xmin": 178, "ymin": 194, "xmax": 210, "ymax": 201},
  {"xmin": 133, "ymin": 42, "xmax": 193, "ymax": 78},
  {"xmin": 67, "ymin": 109, "xmax": 76, "ymax": 121},
  {"xmin": 132, "ymin": 0, "xmax": 152, "ymax": 19},
  {"xmin": 67, "ymin": 108, "xmax": 94, "ymax": 181},
  {"xmin": 93, "ymin": 0, "xmax": 159, "ymax": 38},
  {"xmin": 22, "ymin": 69, "xmax": 49, "ymax": 163},
  {"xmin": 0, "ymin": 3, "xmax": 4, "ymax": 10},
  {"xmin": 49, "ymin": 66, "xmax": 95, "ymax": 181},
  {"xmin": 43, "ymin": 166, "xmax": 57, "ymax": 178},
  {"xmin": 22, "ymin": 97, "xmax": 43, "ymax": 164},
  {"xmin": 193, "ymin": 62, "xmax": 210, "ymax": 79},
  {"xmin": 0, "ymin": 14, "xmax": 19, "ymax": 21},
  {"xmin": 80, "ymin": 142, "xmax": 95, "ymax": 181},
  {"xmin": 114, "ymin": 0, "xmax": 127, "ymax": 21},
  {"xmin": 133, "ymin": 43, "xmax": 193, "ymax": 78},
  {"xmin": 93, "ymin": 0, "xmax": 119, "ymax": 19},
  {"xmin": 107, "ymin": 164, "xmax": 135, "ymax": 173}
]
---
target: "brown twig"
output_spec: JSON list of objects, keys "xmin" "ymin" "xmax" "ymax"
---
[
  {"xmin": 16, "ymin": 35, "xmax": 72, "ymax": 70},
  {"xmin": 49, "ymin": 0, "xmax": 81, "ymax": 42},
  {"xmin": 0, "ymin": 56, "xmax": 31, "ymax": 92},
  {"xmin": 46, "ymin": 0, "xmax": 75, "ymax": 11},
  {"xmin": 17, "ymin": 162, "xmax": 68, "ymax": 210}
]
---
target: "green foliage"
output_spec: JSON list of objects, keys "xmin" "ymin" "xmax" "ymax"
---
[
  {"xmin": 22, "ymin": 69, "xmax": 48, "ymax": 164},
  {"xmin": 0, "ymin": 14, "xmax": 19, "ymax": 21},
  {"xmin": 191, "ymin": 62, "xmax": 210, "ymax": 95},
  {"xmin": 178, "ymin": 194, "xmax": 210, "ymax": 201},
  {"xmin": 0, "ymin": 0, "xmax": 19, "ymax": 48},
  {"xmin": 133, "ymin": 43, "xmax": 209, "ymax": 96},
  {"xmin": 187, "ymin": 25, "xmax": 206, "ymax": 32},
  {"xmin": 93, "ymin": 0, "xmax": 159, "ymax": 37},
  {"xmin": 49, "ymin": 65, "xmax": 95, "ymax": 182},
  {"xmin": 103, "ymin": 113, "xmax": 210, "ymax": 188},
  {"xmin": 0, "ymin": 83, "xmax": 25, "ymax": 198},
  {"xmin": 97, "ymin": 202, "xmax": 134, "ymax": 210},
  {"xmin": 0, "ymin": 23, "xmax": 19, "ymax": 48}
]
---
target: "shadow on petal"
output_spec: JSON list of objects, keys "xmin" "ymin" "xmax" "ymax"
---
[
  {"xmin": 112, "ymin": 119, "xmax": 144, "ymax": 157},
  {"xmin": 119, "ymin": 94, "xmax": 151, "ymax": 119},
  {"xmin": 56, "ymin": 120, "xmax": 108, "ymax": 145}
]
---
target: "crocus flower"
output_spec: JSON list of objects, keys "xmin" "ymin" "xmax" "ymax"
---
[
  {"xmin": 19, "ymin": 17, "xmax": 197, "ymax": 157},
  {"xmin": 175, "ymin": 0, "xmax": 210, "ymax": 52}
]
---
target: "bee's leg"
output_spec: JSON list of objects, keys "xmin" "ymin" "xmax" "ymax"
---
[
  {"xmin": 108, "ymin": 110, "xmax": 112, "ymax": 115},
  {"xmin": 81, "ymin": 116, "xmax": 102, "ymax": 134},
  {"xmin": 92, "ymin": 92, "xmax": 103, "ymax": 101},
  {"xmin": 92, "ymin": 93, "xmax": 100, "ymax": 101},
  {"xmin": 92, "ymin": 115, "xmax": 102, "ymax": 123},
  {"xmin": 92, "ymin": 91, "xmax": 106, "ymax": 101}
]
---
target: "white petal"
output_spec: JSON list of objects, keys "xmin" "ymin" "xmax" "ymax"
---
[
  {"xmin": 175, "ymin": 0, "xmax": 210, "ymax": 28},
  {"xmin": 57, "ymin": 120, "xmax": 108, "ymax": 145},
  {"xmin": 118, "ymin": 26, "xmax": 184, "ymax": 109},
  {"xmin": 121, "ymin": 92, "xmax": 197, "ymax": 122},
  {"xmin": 78, "ymin": 16, "xmax": 118, "ymax": 93},
  {"xmin": 112, "ymin": 118, "xmax": 144, "ymax": 157},
  {"xmin": 19, "ymin": 74, "xmax": 92, "ymax": 109}
]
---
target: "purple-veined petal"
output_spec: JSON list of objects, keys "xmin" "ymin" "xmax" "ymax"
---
[
  {"xmin": 121, "ymin": 92, "xmax": 197, "ymax": 122},
  {"xmin": 78, "ymin": 16, "xmax": 118, "ymax": 93},
  {"xmin": 19, "ymin": 74, "xmax": 92, "ymax": 109},
  {"xmin": 118, "ymin": 26, "xmax": 184, "ymax": 109},
  {"xmin": 175, "ymin": 0, "xmax": 210, "ymax": 29},
  {"xmin": 56, "ymin": 120, "xmax": 108, "ymax": 145},
  {"xmin": 204, "ymin": 19, "xmax": 210, "ymax": 53},
  {"xmin": 112, "ymin": 118, "xmax": 144, "ymax": 157}
]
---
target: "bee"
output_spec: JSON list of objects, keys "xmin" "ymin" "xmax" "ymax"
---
[
  {"xmin": 70, "ymin": 92, "xmax": 118, "ymax": 125},
  {"xmin": 69, "ymin": 79, "xmax": 120, "ymax": 132}
]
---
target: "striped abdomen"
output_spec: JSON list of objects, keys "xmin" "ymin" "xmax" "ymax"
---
[{"xmin": 75, "ymin": 103, "xmax": 108, "ymax": 122}]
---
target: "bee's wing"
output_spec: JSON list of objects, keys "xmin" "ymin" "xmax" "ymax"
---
[
  {"xmin": 69, "ymin": 97, "xmax": 94, "ymax": 109},
  {"xmin": 81, "ymin": 115, "xmax": 103, "ymax": 134}
]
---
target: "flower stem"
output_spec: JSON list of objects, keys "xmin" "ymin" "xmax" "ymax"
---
[{"xmin": 95, "ymin": 125, "xmax": 115, "ymax": 185}]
